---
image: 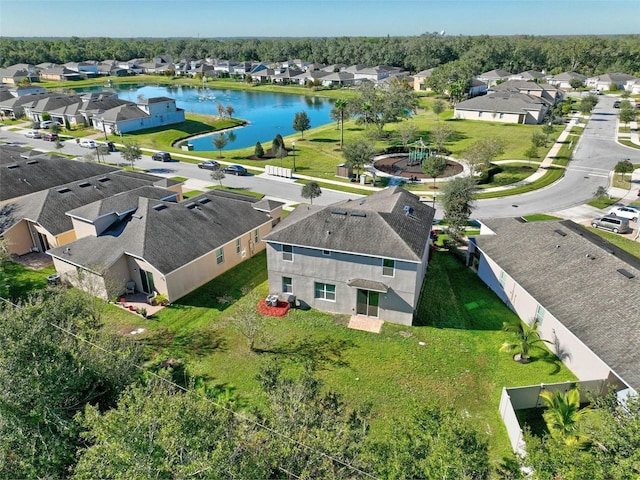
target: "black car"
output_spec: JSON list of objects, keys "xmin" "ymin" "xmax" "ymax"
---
[
  {"xmin": 152, "ymin": 151, "xmax": 172, "ymax": 162},
  {"xmin": 198, "ymin": 160, "xmax": 220, "ymax": 170},
  {"xmin": 223, "ymin": 164, "xmax": 248, "ymax": 176}
]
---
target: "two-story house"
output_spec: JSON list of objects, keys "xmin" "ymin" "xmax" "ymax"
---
[{"xmin": 263, "ymin": 187, "xmax": 435, "ymax": 326}]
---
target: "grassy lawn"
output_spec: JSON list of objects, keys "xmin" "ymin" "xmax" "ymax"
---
[
  {"xmin": 587, "ymin": 228, "xmax": 640, "ymax": 257},
  {"xmin": 475, "ymin": 166, "xmax": 565, "ymax": 199},
  {"xmin": 87, "ymin": 250, "xmax": 573, "ymax": 465},
  {"xmin": 477, "ymin": 163, "xmax": 538, "ymax": 189}
]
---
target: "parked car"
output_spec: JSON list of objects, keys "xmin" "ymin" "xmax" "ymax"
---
[
  {"xmin": 25, "ymin": 130, "xmax": 41, "ymax": 139},
  {"xmin": 197, "ymin": 160, "xmax": 220, "ymax": 170},
  {"xmin": 43, "ymin": 132, "xmax": 58, "ymax": 141},
  {"xmin": 223, "ymin": 164, "xmax": 248, "ymax": 176},
  {"xmin": 608, "ymin": 206, "xmax": 640, "ymax": 222},
  {"xmin": 79, "ymin": 139, "xmax": 97, "ymax": 148},
  {"xmin": 152, "ymin": 151, "xmax": 172, "ymax": 162},
  {"xmin": 591, "ymin": 216, "xmax": 632, "ymax": 234},
  {"xmin": 613, "ymin": 100, "xmax": 621, "ymax": 108},
  {"xmin": 40, "ymin": 120, "xmax": 62, "ymax": 129}
]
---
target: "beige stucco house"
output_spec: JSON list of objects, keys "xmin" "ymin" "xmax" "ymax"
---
[
  {"xmin": 454, "ymin": 91, "xmax": 550, "ymax": 124},
  {"xmin": 47, "ymin": 190, "xmax": 283, "ymax": 303}
]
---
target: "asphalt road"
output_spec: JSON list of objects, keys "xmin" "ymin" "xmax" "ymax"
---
[{"xmin": 473, "ymin": 95, "xmax": 640, "ymax": 219}]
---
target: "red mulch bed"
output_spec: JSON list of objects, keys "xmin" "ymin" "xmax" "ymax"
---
[{"xmin": 257, "ymin": 299, "xmax": 290, "ymax": 317}]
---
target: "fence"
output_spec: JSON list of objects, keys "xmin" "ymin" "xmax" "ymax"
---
[
  {"xmin": 499, "ymin": 379, "xmax": 612, "ymax": 455},
  {"xmin": 265, "ymin": 164, "xmax": 292, "ymax": 178}
]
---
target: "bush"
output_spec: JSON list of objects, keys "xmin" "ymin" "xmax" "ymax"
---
[{"xmin": 477, "ymin": 165, "xmax": 503, "ymax": 185}]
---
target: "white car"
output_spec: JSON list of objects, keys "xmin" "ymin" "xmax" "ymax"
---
[
  {"xmin": 608, "ymin": 206, "xmax": 639, "ymax": 222},
  {"xmin": 40, "ymin": 120, "xmax": 62, "ymax": 129},
  {"xmin": 79, "ymin": 139, "xmax": 97, "ymax": 148},
  {"xmin": 25, "ymin": 130, "xmax": 41, "ymax": 139}
]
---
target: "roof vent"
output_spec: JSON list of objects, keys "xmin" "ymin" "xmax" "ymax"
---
[
  {"xmin": 185, "ymin": 202, "xmax": 197, "ymax": 209},
  {"xmin": 359, "ymin": 199, "xmax": 366, "ymax": 205},
  {"xmin": 57, "ymin": 187, "xmax": 71, "ymax": 193},
  {"xmin": 26, "ymin": 160, "xmax": 38, "ymax": 165},
  {"xmin": 403, "ymin": 205, "xmax": 414, "ymax": 215},
  {"xmin": 617, "ymin": 268, "xmax": 635, "ymax": 279},
  {"xmin": 331, "ymin": 209, "xmax": 347, "ymax": 216},
  {"xmin": 98, "ymin": 177, "xmax": 110, "ymax": 183},
  {"xmin": 351, "ymin": 211, "xmax": 366, "ymax": 218},
  {"xmin": 585, "ymin": 253, "xmax": 596, "ymax": 260},
  {"xmin": 78, "ymin": 182, "xmax": 91, "ymax": 188},
  {"xmin": 153, "ymin": 204, "xmax": 167, "ymax": 211},
  {"xmin": 554, "ymin": 229, "xmax": 567, "ymax": 237},
  {"xmin": 198, "ymin": 198, "xmax": 211, "ymax": 205},
  {"xmin": 7, "ymin": 164, "xmax": 19, "ymax": 169}
]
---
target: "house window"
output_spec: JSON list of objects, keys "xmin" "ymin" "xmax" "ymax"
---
[
  {"xmin": 253, "ymin": 228, "xmax": 259, "ymax": 244},
  {"xmin": 535, "ymin": 305, "xmax": 546, "ymax": 325},
  {"xmin": 282, "ymin": 276, "xmax": 293, "ymax": 294},
  {"xmin": 314, "ymin": 282, "xmax": 336, "ymax": 301},
  {"xmin": 282, "ymin": 244, "xmax": 293, "ymax": 262},
  {"xmin": 382, "ymin": 258, "xmax": 395, "ymax": 277},
  {"xmin": 216, "ymin": 247, "xmax": 224, "ymax": 264},
  {"xmin": 499, "ymin": 270, "xmax": 507, "ymax": 287},
  {"xmin": 236, "ymin": 238, "xmax": 241, "ymax": 254}
]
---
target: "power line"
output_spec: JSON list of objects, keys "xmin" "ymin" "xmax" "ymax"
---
[{"xmin": 0, "ymin": 296, "xmax": 379, "ymax": 480}]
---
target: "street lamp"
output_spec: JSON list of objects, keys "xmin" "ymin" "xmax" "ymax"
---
[
  {"xmin": 100, "ymin": 117, "xmax": 108, "ymax": 141},
  {"xmin": 291, "ymin": 141, "xmax": 296, "ymax": 172}
]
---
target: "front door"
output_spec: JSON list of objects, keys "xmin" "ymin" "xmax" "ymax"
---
[{"xmin": 356, "ymin": 289, "xmax": 379, "ymax": 317}]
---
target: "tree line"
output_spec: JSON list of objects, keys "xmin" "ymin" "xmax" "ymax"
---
[{"xmin": 2, "ymin": 34, "xmax": 640, "ymax": 76}]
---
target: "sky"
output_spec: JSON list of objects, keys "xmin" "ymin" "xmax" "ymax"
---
[{"xmin": 1, "ymin": 0, "xmax": 638, "ymax": 38}]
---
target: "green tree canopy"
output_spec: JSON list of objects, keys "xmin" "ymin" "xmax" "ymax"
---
[
  {"xmin": 212, "ymin": 133, "xmax": 228, "ymax": 157},
  {"xmin": 301, "ymin": 181, "xmax": 322, "ymax": 205},
  {"xmin": 440, "ymin": 175, "xmax": 477, "ymax": 241},
  {"xmin": 342, "ymin": 137, "xmax": 376, "ymax": 180},
  {"xmin": 422, "ymin": 155, "xmax": 448, "ymax": 190},
  {"xmin": 120, "ymin": 142, "xmax": 142, "ymax": 169},
  {"xmin": 292, "ymin": 110, "xmax": 311, "ymax": 139}
]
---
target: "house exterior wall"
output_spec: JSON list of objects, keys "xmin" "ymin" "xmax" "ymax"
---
[
  {"xmin": 454, "ymin": 109, "xmax": 525, "ymax": 124},
  {"xmin": 2, "ymin": 220, "xmax": 32, "ymax": 255},
  {"xmin": 163, "ymin": 221, "xmax": 270, "ymax": 302},
  {"xmin": 476, "ymin": 250, "xmax": 618, "ymax": 384},
  {"xmin": 71, "ymin": 218, "xmax": 99, "ymax": 239},
  {"xmin": 114, "ymin": 108, "xmax": 185, "ymax": 133},
  {"xmin": 53, "ymin": 258, "xmax": 109, "ymax": 299},
  {"xmin": 265, "ymin": 243, "xmax": 421, "ymax": 325}
]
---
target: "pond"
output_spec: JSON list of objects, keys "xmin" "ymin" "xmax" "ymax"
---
[{"xmin": 74, "ymin": 84, "xmax": 336, "ymax": 151}]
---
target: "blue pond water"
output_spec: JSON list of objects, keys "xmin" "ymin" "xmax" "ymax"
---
[{"xmin": 79, "ymin": 84, "xmax": 336, "ymax": 151}]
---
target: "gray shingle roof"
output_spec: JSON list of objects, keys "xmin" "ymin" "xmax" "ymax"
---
[
  {"xmin": 263, "ymin": 187, "xmax": 434, "ymax": 262},
  {"xmin": 474, "ymin": 218, "xmax": 640, "ymax": 390},
  {"xmin": 48, "ymin": 192, "xmax": 274, "ymax": 275},
  {"xmin": 0, "ymin": 147, "xmax": 117, "ymax": 201}
]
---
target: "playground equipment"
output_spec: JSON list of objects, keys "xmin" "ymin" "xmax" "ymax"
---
[{"xmin": 407, "ymin": 137, "xmax": 430, "ymax": 166}]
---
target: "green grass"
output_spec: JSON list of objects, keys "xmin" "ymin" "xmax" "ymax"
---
[
  {"xmin": 522, "ymin": 214, "xmax": 562, "ymax": 221},
  {"xmin": 587, "ymin": 228, "xmax": 640, "ymax": 257},
  {"xmin": 295, "ymin": 178, "xmax": 373, "ymax": 196},
  {"xmin": 170, "ymin": 176, "xmax": 188, "ymax": 182},
  {"xmin": 618, "ymin": 139, "xmax": 640, "ymax": 150},
  {"xmin": 90, "ymin": 250, "xmax": 574, "ymax": 465},
  {"xmin": 476, "ymin": 163, "xmax": 538, "ymax": 189},
  {"xmin": 588, "ymin": 196, "xmax": 621, "ymax": 209},
  {"xmin": 475, "ymin": 167, "xmax": 565, "ymax": 199},
  {"xmin": 0, "ymin": 261, "xmax": 56, "ymax": 300},
  {"xmin": 182, "ymin": 190, "xmax": 203, "ymax": 198}
]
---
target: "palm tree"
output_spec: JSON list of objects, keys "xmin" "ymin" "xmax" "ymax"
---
[
  {"xmin": 335, "ymin": 98, "xmax": 348, "ymax": 149},
  {"xmin": 499, "ymin": 319, "xmax": 551, "ymax": 363},
  {"xmin": 539, "ymin": 387, "xmax": 590, "ymax": 447}
]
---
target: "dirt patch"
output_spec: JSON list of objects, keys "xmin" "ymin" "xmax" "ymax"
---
[
  {"xmin": 11, "ymin": 252, "xmax": 53, "ymax": 270},
  {"xmin": 374, "ymin": 155, "xmax": 463, "ymax": 179}
]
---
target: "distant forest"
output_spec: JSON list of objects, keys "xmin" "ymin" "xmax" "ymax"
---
[{"xmin": 1, "ymin": 35, "xmax": 640, "ymax": 76}]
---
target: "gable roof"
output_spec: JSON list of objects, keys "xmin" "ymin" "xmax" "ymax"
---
[
  {"xmin": 47, "ymin": 191, "xmax": 274, "ymax": 275},
  {"xmin": 263, "ymin": 187, "xmax": 434, "ymax": 262},
  {"xmin": 478, "ymin": 69, "xmax": 512, "ymax": 79},
  {"xmin": 474, "ymin": 218, "xmax": 640, "ymax": 390}
]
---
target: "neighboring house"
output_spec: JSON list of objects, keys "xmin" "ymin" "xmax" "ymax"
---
[
  {"xmin": 469, "ymin": 218, "xmax": 640, "ymax": 395},
  {"xmin": 39, "ymin": 66, "xmax": 83, "ymax": 81},
  {"xmin": 489, "ymin": 80, "xmax": 561, "ymax": 105},
  {"xmin": 93, "ymin": 96, "xmax": 185, "ymax": 134},
  {"xmin": 586, "ymin": 72, "xmax": 637, "ymax": 91},
  {"xmin": 0, "ymin": 168, "xmax": 182, "ymax": 256},
  {"xmin": 0, "ymin": 145, "xmax": 111, "ymax": 201},
  {"xmin": 292, "ymin": 70, "xmax": 330, "ymax": 86},
  {"xmin": 273, "ymin": 68, "xmax": 304, "ymax": 84},
  {"xmin": 0, "ymin": 64, "xmax": 39, "ymax": 84},
  {"xmin": 625, "ymin": 79, "xmax": 640, "ymax": 95},
  {"xmin": 320, "ymin": 71, "xmax": 356, "ymax": 88},
  {"xmin": 547, "ymin": 71, "xmax": 587, "ymax": 90},
  {"xmin": 47, "ymin": 190, "xmax": 283, "ymax": 303},
  {"xmin": 22, "ymin": 94, "xmax": 83, "ymax": 124},
  {"xmin": 509, "ymin": 70, "xmax": 545, "ymax": 82},
  {"xmin": 413, "ymin": 68, "xmax": 435, "ymax": 92},
  {"xmin": 468, "ymin": 78, "xmax": 488, "ymax": 97},
  {"xmin": 476, "ymin": 69, "xmax": 512, "ymax": 87},
  {"xmin": 64, "ymin": 61, "xmax": 99, "ymax": 76},
  {"xmin": 263, "ymin": 187, "xmax": 435, "ymax": 326},
  {"xmin": 0, "ymin": 91, "xmax": 59, "ymax": 119},
  {"xmin": 454, "ymin": 91, "xmax": 550, "ymax": 124}
]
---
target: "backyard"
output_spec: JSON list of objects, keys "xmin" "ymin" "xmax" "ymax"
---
[{"xmin": 5, "ymin": 248, "xmax": 575, "ymax": 464}]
